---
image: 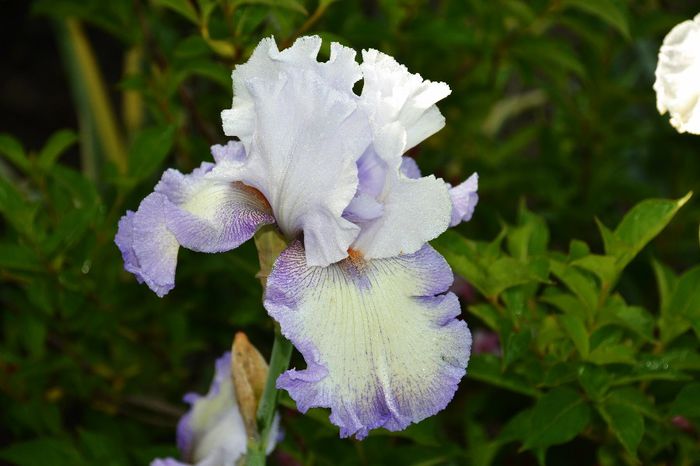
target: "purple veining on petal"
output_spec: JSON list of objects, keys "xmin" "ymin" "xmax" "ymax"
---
[
  {"xmin": 264, "ymin": 241, "xmax": 471, "ymax": 440},
  {"xmin": 449, "ymin": 173, "xmax": 479, "ymax": 227},
  {"xmin": 116, "ymin": 155, "xmax": 273, "ymax": 296},
  {"xmin": 400, "ymin": 156, "xmax": 421, "ymax": 179}
]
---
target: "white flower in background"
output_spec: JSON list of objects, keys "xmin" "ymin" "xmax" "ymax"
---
[{"xmin": 654, "ymin": 13, "xmax": 700, "ymax": 134}]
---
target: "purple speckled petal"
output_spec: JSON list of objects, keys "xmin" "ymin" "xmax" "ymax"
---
[
  {"xmin": 115, "ymin": 193, "xmax": 179, "ymax": 297},
  {"xmin": 264, "ymin": 241, "xmax": 471, "ymax": 440},
  {"xmin": 449, "ymin": 173, "xmax": 479, "ymax": 227}
]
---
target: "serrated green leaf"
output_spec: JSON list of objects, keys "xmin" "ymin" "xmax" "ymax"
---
[
  {"xmin": 522, "ymin": 387, "xmax": 591, "ymax": 449},
  {"xmin": 598, "ymin": 400, "xmax": 644, "ymax": 456}
]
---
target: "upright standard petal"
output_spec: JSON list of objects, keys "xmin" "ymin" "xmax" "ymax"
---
[
  {"xmin": 360, "ymin": 49, "xmax": 451, "ymax": 151},
  {"xmin": 265, "ymin": 241, "xmax": 471, "ymax": 440},
  {"xmin": 654, "ymin": 13, "xmax": 700, "ymax": 134},
  {"xmin": 215, "ymin": 68, "xmax": 371, "ymax": 266},
  {"xmin": 222, "ymin": 36, "xmax": 362, "ymax": 147}
]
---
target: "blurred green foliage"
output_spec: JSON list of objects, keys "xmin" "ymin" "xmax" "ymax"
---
[{"xmin": 1, "ymin": 0, "xmax": 699, "ymax": 465}]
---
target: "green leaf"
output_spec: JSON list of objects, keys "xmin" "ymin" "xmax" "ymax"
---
[
  {"xmin": 126, "ymin": 125, "xmax": 176, "ymax": 184},
  {"xmin": 669, "ymin": 266, "xmax": 700, "ymax": 339},
  {"xmin": 562, "ymin": 0, "xmax": 631, "ymax": 39},
  {"xmin": 559, "ymin": 314, "xmax": 589, "ymax": 358},
  {"xmin": 434, "ymin": 231, "xmax": 549, "ymax": 298},
  {"xmin": 598, "ymin": 400, "xmax": 644, "ymax": 456},
  {"xmin": 670, "ymin": 383, "xmax": 700, "ymax": 418},
  {"xmin": 577, "ymin": 363, "xmax": 610, "ymax": 401},
  {"xmin": 232, "ymin": 0, "xmax": 308, "ymax": 15},
  {"xmin": 572, "ymin": 254, "xmax": 617, "ymax": 287},
  {"xmin": 0, "ymin": 438, "xmax": 85, "ymax": 466},
  {"xmin": 609, "ymin": 193, "xmax": 692, "ymax": 271},
  {"xmin": 522, "ymin": 387, "xmax": 591, "ymax": 450},
  {"xmin": 0, "ymin": 133, "xmax": 30, "ymax": 172},
  {"xmin": 0, "ymin": 243, "xmax": 43, "ymax": 272},
  {"xmin": 468, "ymin": 354, "xmax": 540, "ymax": 397},
  {"xmin": 511, "ymin": 37, "xmax": 586, "ymax": 79},
  {"xmin": 507, "ymin": 202, "xmax": 549, "ymax": 260},
  {"xmin": 598, "ymin": 296, "xmax": 654, "ymax": 341},
  {"xmin": 38, "ymin": 129, "xmax": 78, "ymax": 171},
  {"xmin": 608, "ymin": 387, "xmax": 661, "ymax": 421},
  {"xmin": 652, "ymin": 259, "xmax": 678, "ymax": 314},
  {"xmin": 550, "ymin": 260, "xmax": 598, "ymax": 314},
  {"xmin": 468, "ymin": 303, "xmax": 502, "ymax": 332},
  {"xmin": 588, "ymin": 339, "xmax": 635, "ymax": 365},
  {"xmin": 0, "ymin": 177, "xmax": 37, "ymax": 237},
  {"xmin": 503, "ymin": 328, "xmax": 532, "ymax": 367},
  {"xmin": 153, "ymin": 0, "xmax": 199, "ymax": 24}
]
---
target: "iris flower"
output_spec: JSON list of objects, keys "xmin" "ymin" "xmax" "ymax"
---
[
  {"xmin": 116, "ymin": 36, "xmax": 478, "ymax": 439},
  {"xmin": 151, "ymin": 352, "xmax": 279, "ymax": 465}
]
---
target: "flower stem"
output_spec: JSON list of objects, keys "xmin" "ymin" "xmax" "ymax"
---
[{"xmin": 246, "ymin": 325, "xmax": 293, "ymax": 466}]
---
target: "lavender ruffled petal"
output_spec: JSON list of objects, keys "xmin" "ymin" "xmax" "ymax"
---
[
  {"xmin": 115, "ymin": 193, "xmax": 180, "ymax": 297},
  {"xmin": 449, "ymin": 173, "xmax": 479, "ymax": 227},
  {"xmin": 265, "ymin": 241, "xmax": 471, "ymax": 439}
]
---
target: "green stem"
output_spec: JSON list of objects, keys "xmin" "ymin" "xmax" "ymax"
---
[{"xmin": 246, "ymin": 326, "xmax": 293, "ymax": 466}]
